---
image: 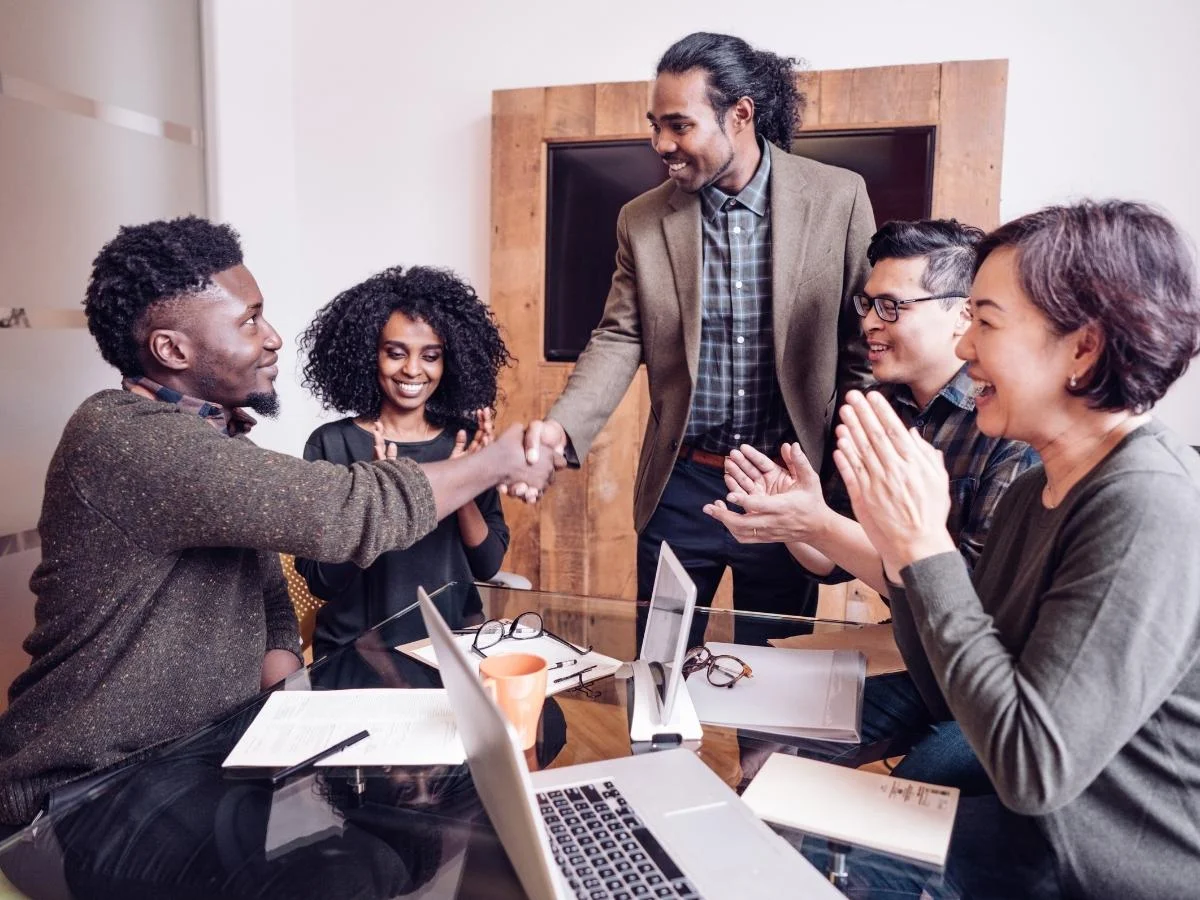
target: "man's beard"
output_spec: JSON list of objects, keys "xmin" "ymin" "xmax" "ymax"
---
[{"xmin": 245, "ymin": 391, "xmax": 280, "ymax": 418}]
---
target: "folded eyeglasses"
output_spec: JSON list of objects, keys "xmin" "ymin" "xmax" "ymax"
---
[{"xmin": 681, "ymin": 645, "xmax": 753, "ymax": 689}]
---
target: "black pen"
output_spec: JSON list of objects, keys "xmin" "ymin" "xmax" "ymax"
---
[
  {"xmin": 554, "ymin": 664, "xmax": 597, "ymax": 684},
  {"xmin": 271, "ymin": 729, "xmax": 370, "ymax": 785}
]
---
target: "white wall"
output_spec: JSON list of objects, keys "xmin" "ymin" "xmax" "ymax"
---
[{"xmin": 205, "ymin": 0, "xmax": 1200, "ymax": 453}]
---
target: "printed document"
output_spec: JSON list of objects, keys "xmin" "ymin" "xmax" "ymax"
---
[{"xmin": 222, "ymin": 689, "xmax": 465, "ymax": 769}]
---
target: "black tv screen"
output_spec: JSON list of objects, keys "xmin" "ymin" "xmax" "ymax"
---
[{"xmin": 544, "ymin": 127, "xmax": 936, "ymax": 361}]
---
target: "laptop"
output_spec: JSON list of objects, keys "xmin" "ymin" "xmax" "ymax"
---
[
  {"xmin": 638, "ymin": 541, "xmax": 697, "ymax": 725},
  {"xmin": 418, "ymin": 590, "xmax": 841, "ymax": 899}
]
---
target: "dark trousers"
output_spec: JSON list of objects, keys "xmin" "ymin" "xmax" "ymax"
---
[
  {"xmin": 799, "ymin": 792, "xmax": 1062, "ymax": 899},
  {"xmin": 742, "ymin": 672, "xmax": 994, "ymax": 795},
  {"xmin": 637, "ymin": 459, "xmax": 819, "ymax": 650}
]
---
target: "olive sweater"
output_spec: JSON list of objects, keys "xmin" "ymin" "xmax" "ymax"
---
[
  {"xmin": 0, "ymin": 390, "xmax": 437, "ymax": 824},
  {"xmin": 892, "ymin": 420, "xmax": 1200, "ymax": 897}
]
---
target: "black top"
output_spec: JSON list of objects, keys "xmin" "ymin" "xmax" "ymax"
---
[{"xmin": 296, "ymin": 418, "xmax": 508, "ymax": 657}]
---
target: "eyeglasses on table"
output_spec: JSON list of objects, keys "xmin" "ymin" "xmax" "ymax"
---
[
  {"xmin": 455, "ymin": 610, "xmax": 592, "ymax": 660},
  {"xmin": 682, "ymin": 645, "xmax": 754, "ymax": 689}
]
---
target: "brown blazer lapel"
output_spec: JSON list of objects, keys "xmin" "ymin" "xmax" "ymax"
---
[
  {"xmin": 769, "ymin": 148, "xmax": 814, "ymax": 361},
  {"xmin": 663, "ymin": 187, "xmax": 702, "ymax": 381}
]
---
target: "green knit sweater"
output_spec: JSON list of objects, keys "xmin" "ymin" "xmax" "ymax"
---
[{"xmin": 0, "ymin": 390, "xmax": 437, "ymax": 825}]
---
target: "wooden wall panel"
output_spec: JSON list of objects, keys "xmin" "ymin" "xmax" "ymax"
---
[
  {"xmin": 932, "ymin": 60, "xmax": 1008, "ymax": 229},
  {"xmin": 544, "ymin": 84, "xmax": 596, "ymax": 138},
  {"xmin": 816, "ymin": 63, "xmax": 940, "ymax": 126},
  {"xmin": 492, "ymin": 87, "xmax": 546, "ymax": 586},
  {"xmin": 584, "ymin": 370, "xmax": 649, "ymax": 600},
  {"xmin": 537, "ymin": 366, "xmax": 585, "ymax": 591},
  {"xmin": 595, "ymin": 81, "xmax": 652, "ymax": 136},
  {"xmin": 491, "ymin": 61, "xmax": 1007, "ymax": 601}
]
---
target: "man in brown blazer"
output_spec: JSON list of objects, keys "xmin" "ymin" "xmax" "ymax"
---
[{"xmin": 527, "ymin": 33, "xmax": 874, "ymax": 645}]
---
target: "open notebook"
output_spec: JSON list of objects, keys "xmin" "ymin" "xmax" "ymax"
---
[{"xmin": 398, "ymin": 632, "xmax": 621, "ymax": 697}]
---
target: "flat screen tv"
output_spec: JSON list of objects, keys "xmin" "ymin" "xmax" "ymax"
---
[{"xmin": 544, "ymin": 127, "xmax": 936, "ymax": 361}]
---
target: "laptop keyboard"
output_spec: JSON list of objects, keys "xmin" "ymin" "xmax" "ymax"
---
[{"xmin": 537, "ymin": 780, "xmax": 702, "ymax": 900}]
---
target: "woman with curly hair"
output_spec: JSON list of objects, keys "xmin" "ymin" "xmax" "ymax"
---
[{"xmin": 297, "ymin": 266, "xmax": 512, "ymax": 655}]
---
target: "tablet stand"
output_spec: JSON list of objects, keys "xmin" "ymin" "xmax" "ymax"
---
[{"xmin": 623, "ymin": 659, "xmax": 704, "ymax": 750}]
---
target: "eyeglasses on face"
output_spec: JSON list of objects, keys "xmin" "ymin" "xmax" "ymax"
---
[
  {"xmin": 852, "ymin": 292, "xmax": 966, "ymax": 323},
  {"xmin": 681, "ymin": 645, "xmax": 753, "ymax": 689},
  {"xmin": 461, "ymin": 611, "xmax": 592, "ymax": 659}
]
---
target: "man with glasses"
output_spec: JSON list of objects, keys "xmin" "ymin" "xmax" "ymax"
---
[{"xmin": 706, "ymin": 218, "xmax": 1037, "ymax": 790}]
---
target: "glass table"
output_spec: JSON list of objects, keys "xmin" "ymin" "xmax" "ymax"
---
[{"xmin": 0, "ymin": 586, "xmax": 954, "ymax": 899}]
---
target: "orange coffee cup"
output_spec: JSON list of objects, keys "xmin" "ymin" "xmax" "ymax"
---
[{"xmin": 478, "ymin": 652, "xmax": 548, "ymax": 750}]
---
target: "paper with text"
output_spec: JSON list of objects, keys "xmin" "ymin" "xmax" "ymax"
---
[
  {"xmin": 742, "ymin": 753, "xmax": 960, "ymax": 866},
  {"xmin": 222, "ymin": 689, "xmax": 465, "ymax": 769}
]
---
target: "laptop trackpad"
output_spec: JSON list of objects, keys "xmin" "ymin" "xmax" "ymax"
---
[{"xmin": 663, "ymin": 804, "xmax": 786, "ymax": 882}]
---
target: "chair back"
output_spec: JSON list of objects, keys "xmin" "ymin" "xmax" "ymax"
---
[{"xmin": 280, "ymin": 553, "xmax": 323, "ymax": 656}]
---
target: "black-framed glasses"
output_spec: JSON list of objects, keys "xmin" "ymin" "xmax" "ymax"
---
[
  {"xmin": 458, "ymin": 611, "xmax": 592, "ymax": 659},
  {"xmin": 681, "ymin": 645, "xmax": 753, "ymax": 689},
  {"xmin": 852, "ymin": 292, "xmax": 966, "ymax": 323}
]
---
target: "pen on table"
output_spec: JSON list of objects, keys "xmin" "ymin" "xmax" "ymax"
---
[
  {"xmin": 271, "ymin": 729, "xmax": 370, "ymax": 785},
  {"xmin": 554, "ymin": 664, "xmax": 596, "ymax": 684}
]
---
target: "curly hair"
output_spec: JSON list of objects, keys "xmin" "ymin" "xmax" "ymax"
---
[
  {"xmin": 976, "ymin": 200, "xmax": 1200, "ymax": 413},
  {"xmin": 300, "ymin": 266, "xmax": 511, "ymax": 430},
  {"xmin": 657, "ymin": 32, "xmax": 806, "ymax": 151},
  {"xmin": 83, "ymin": 216, "xmax": 244, "ymax": 376}
]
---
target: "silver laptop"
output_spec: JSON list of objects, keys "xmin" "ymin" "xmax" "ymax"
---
[
  {"xmin": 418, "ymin": 589, "xmax": 840, "ymax": 899},
  {"xmin": 639, "ymin": 541, "xmax": 696, "ymax": 725}
]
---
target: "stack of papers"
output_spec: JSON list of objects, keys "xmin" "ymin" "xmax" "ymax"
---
[
  {"xmin": 685, "ymin": 642, "xmax": 865, "ymax": 742},
  {"xmin": 222, "ymin": 689, "xmax": 465, "ymax": 769},
  {"xmin": 742, "ymin": 753, "xmax": 960, "ymax": 866},
  {"xmin": 398, "ymin": 634, "xmax": 621, "ymax": 697}
]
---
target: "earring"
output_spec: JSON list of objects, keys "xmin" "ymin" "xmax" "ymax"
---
[{"xmin": 1068, "ymin": 373, "xmax": 1078, "ymax": 389}]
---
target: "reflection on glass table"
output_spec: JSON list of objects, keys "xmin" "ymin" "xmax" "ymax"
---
[{"xmin": 0, "ymin": 586, "xmax": 955, "ymax": 899}]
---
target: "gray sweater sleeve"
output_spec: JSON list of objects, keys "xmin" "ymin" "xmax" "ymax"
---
[
  {"xmin": 899, "ymin": 469, "xmax": 1200, "ymax": 816},
  {"xmin": 69, "ymin": 401, "xmax": 437, "ymax": 566}
]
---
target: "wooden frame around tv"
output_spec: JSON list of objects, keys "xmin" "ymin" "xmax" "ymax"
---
[{"xmin": 491, "ymin": 60, "xmax": 1007, "ymax": 600}]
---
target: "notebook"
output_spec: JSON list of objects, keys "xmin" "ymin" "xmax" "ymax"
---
[{"xmin": 742, "ymin": 753, "xmax": 960, "ymax": 867}]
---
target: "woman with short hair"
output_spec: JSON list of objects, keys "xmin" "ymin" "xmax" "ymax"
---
[{"xmin": 836, "ymin": 200, "xmax": 1200, "ymax": 898}]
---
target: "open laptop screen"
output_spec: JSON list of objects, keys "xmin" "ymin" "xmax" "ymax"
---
[{"xmin": 639, "ymin": 542, "xmax": 696, "ymax": 723}]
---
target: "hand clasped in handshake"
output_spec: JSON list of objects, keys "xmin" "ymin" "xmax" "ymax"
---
[{"xmin": 493, "ymin": 419, "xmax": 569, "ymax": 504}]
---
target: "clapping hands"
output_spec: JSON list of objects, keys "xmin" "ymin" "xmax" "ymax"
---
[
  {"xmin": 703, "ymin": 442, "xmax": 833, "ymax": 544},
  {"xmin": 833, "ymin": 391, "xmax": 955, "ymax": 576},
  {"xmin": 451, "ymin": 409, "xmax": 495, "ymax": 459}
]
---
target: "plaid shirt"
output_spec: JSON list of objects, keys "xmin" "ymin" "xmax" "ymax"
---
[
  {"xmin": 122, "ymin": 375, "xmax": 257, "ymax": 436},
  {"xmin": 685, "ymin": 140, "xmax": 793, "ymax": 455},
  {"xmin": 827, "ymin": 365, "xmax": 1038, "ymax": 576}
]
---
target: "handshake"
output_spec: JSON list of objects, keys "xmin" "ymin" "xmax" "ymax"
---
[{"xmin": 489, "ymin": 419, "xmax": 571, "ymax": 504}]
